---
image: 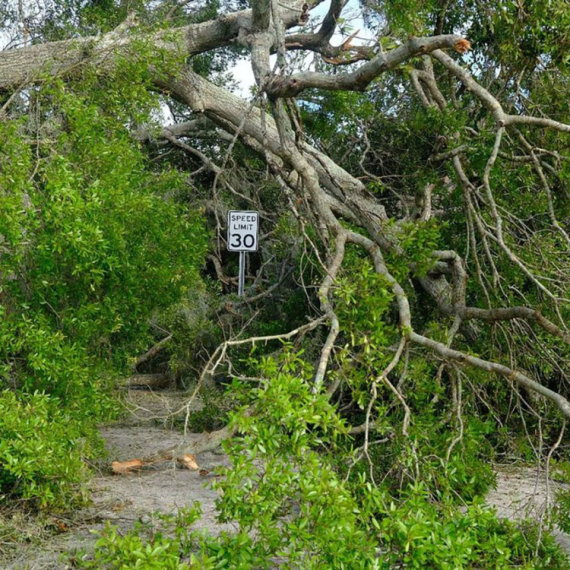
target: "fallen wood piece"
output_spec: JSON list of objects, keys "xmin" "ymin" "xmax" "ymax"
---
[
  {"xmin": 112, "ymin": 459, "xmax": 144, "ymax": 474},
  {"xmin": 133, "ymin": 335, "xmax": 172, "ymax": 371},
  {"xmin": 109, "ymin": 409, "xmax": 251, "ymax": 474},
  {"xmin": 177, "ymin": 453, "xmax": 200, "ymax": 470},
  {"xmin": 111, "ymin": 452, "xmax": 200, "ymax": 475}
]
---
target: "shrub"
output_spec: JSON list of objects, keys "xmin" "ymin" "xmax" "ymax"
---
[
  {"xmin": 0, "ymin": 390, "xmax": 98, "ymax": 509},
  {"xmin": 0, "ymin": 70, "xmax": 208, "ymax": 507}
]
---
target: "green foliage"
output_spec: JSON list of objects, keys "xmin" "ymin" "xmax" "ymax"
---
[
  {"xmin": 0, "ymin": 391, "xmax": 97, "ymax": 509},
  {"xmin": 335, "ymin": 248, "xmax": 395, "ymax": 352},
  {"xmin": 0, "ymin": 83, "xmax": 207, "ymax": 387},
  {"xmin": 396, "ymin": 219, "xmax": 442, "ymax": 276},
  {"xmin": 211, "ymin": 351, "xmax": 380, "ymax": 569},
  {"xmin": 375, "ymin": 0, "xmax": 439, "ymax": 35},
  {"xmin": 76, "ymin": 352, "xmax": 568, "ymax": 567},
  {"xmin": 163, "ymin": 288, "xmax": 222, "ymax": 383},
  {"xmin": 208, "ymin": 352, "xmax": 565, "ymax": 568},
  {"xmin": 379, "ymin": 488, "xmax": 566, "ymax": 569},
  {"xmin": 76, "ymin": 508, "xmax": 205, "ymax": 569},
  {"xmin": 0, "ymin": 61, "xmax": 208, "ymax": 505},
  {"xmin": 329, "ymin": 248, "xmax": 496, "ymax": 502}
]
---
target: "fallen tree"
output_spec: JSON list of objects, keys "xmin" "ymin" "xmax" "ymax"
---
[
  {"xmin": 3, "ymin": 0, "xmax": 570, "ymax": 454},
  {"xmin": 3, "ymin": 0, "xmax": 570, "ymax": 564}
]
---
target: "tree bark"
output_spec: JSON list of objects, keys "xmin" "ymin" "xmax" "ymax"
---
[{"xmin": 0, "ymin": 0, "xmax": 314, "ymax": 91}]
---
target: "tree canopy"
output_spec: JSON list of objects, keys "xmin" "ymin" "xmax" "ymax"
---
[{"xmin": 2, "ymin": 0, "xmax": 570, "ymax": 566}]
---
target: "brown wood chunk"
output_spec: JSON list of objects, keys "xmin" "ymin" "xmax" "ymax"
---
[{"xmin": 111, "ymin": 459, "xmax": 144, "ymax": 474}]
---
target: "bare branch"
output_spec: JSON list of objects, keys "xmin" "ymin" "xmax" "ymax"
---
[
  {"xmin": 266, "ymin": 35, "xmax": 467, "ymax": 97},
  {"xmin": 461, "ymin": 306, "xmax": 570, "ymax": 345},
  {"xmin": 379, "ymin": 336, "xmax": 410, "ymax": 436},
  {"xmin": 133, "ymin": 335, "xmax": 173, "ymax": 372},
  {"xmin": 314, "ymin": 232, "xmax": 347, "ymax": 390},
  {"xmin": 409, "ymin": 331, "xmax": 570, "ymax": 420},
  {"xmin": 433, "ymin": 49, "xmax": 570, "ymax": 134}
]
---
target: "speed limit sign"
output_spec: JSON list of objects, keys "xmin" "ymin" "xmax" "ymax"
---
[{"xmin": 227, "ymin": 211, "xmax": 259, "ymax": 252}]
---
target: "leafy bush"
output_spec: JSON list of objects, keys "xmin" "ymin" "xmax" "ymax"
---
[
  {"xmin": 0, "ymin": 391, "xmax": 98, "ymax": 508},
  {"xmin": 379, "ymin": 487, "xmax": 566, "ymax": 569},
  {"xmin": 209, "ymin": 352, "xmax": 567, "ymax": 568},
  {"xmin": 184, "ymin": 386, "xmax": 231, "ymax": 433},
  {"xmin": 0, "ymin": 67, "xmax": 208, "ymax": 506},
  {"xmin": 76, "ymin": 507, "xmax": 259, "ymax": 569}
]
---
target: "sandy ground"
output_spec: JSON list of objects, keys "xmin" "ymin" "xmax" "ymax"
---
[
  {"xmin": 92, "ymin": 425, "xmax": 234, "ymax": 534},
  {"xmin": 2, "ymin": 390, "xmax": 570, "ymax": 568},
  {"xmin": 486, "ymin": 465, "xmax": 570, "ymax": 552}
]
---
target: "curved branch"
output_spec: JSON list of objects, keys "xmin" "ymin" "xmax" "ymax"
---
[
  {"xmin": 314, "ymin": 232, "xmax": 347, "ymax": 390},
  {"xmin": 344, "ymin": 226, "xmax": 570, "ymax": 421},
  {"xmin": 285, "ymin": 1, "xmax": 374, "ymax": 66},
  {"xmin": 431, "ymin": 49, "xmax": 506, "ymax": 123},
  {"xmin": 287, "ymin": 0, "xmax": 347, "ymax": 46},
  {"xmin": 266, "ymin": 35, "xmax": 466, "ymax": 97},
  {"xmin": 461, "ymin": 306, "xmax": 570, "ymax": 344},
  {"xmin": 409, "ymin": 331, "xmax": 570, "ymax": 420}
]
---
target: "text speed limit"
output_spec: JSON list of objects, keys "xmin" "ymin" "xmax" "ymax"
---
[{"xmin": 227, "ymin": 211, "xmax": 259, "ymax": 252}]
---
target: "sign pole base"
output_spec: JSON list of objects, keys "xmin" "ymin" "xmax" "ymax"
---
[{"xmin": 238, "ymin": 251, "xmax": 245, "ymax": 297}]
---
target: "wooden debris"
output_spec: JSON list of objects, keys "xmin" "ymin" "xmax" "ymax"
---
[
  {"xmin": 111, "ymin": 459, "xmax": 144, "ymax": 474},
  {"xmin": 177, "ymin": 453, "xmax": 200, "ymax": 470}
]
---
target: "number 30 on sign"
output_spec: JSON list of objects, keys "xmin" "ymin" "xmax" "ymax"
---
[{"xmin": 227, "ymin": 211, "xmax": 259, "ymax": 252}]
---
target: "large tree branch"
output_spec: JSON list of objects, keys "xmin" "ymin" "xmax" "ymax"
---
[
  {"xmin": 0, "ymin": 0, "xmax": 317, "ymax": 91},
  {"xmin": 354, "ymin": 230, "xmax": 570, "ymax": 420},
  {"xmin": 134, "ymin": 117, "xmax": 233, "ymax": 144},
  {"xmin": 409, "ymin": 331, "xmax": 570, "ymax": 419},
  {"xmin": 161, "ymin": 68, "xmax": 387, "ymax": 223},
  {"xmin": 461, "ymin": 306, "xmax": 570, "ymax": 345},
  {"xmin": 252, "ymin": 0, "xmax": 272, "ymax": 32},
  {"xmin": 265, "ymin": 35, "xmax": 467, "ymax": 97},
  {"xmin": 317, "ymin": 0, "xmax": 346, "ymax": 38}
]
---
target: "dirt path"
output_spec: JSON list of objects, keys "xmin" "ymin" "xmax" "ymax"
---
[
  {"xmin": 2, "ymin": 390, "xmax": 570, "ymax": 568},
  {"xmin": 91, "ymin": 425, "xmax": 233, "ymax": 534}
]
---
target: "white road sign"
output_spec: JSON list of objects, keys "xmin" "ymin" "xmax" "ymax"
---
[{"xmin": 227, "ymin": 211, "xmax": 259, "ymax": 252}]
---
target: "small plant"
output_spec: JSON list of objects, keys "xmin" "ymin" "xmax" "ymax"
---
[
  {"xmin": 551, "ymin": 459, "xmax": 570, "ymax": 484},
  {"xmin": 74, "ymin": 507, "xmax": 221, "ymax": 569}
]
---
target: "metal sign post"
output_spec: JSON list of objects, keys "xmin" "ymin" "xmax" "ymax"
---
[
  {"xmin": 227, "ymin": 211, "xmax": 259, "ymax": 297},
  {"xmin": 238, "ymin": 251, "xmax": 245, "ymax": 296}
]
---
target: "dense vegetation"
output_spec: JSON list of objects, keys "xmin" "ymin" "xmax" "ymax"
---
[{"xmin": 2, "ymin": 0, "xmax": 570, "ymax": 566}]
